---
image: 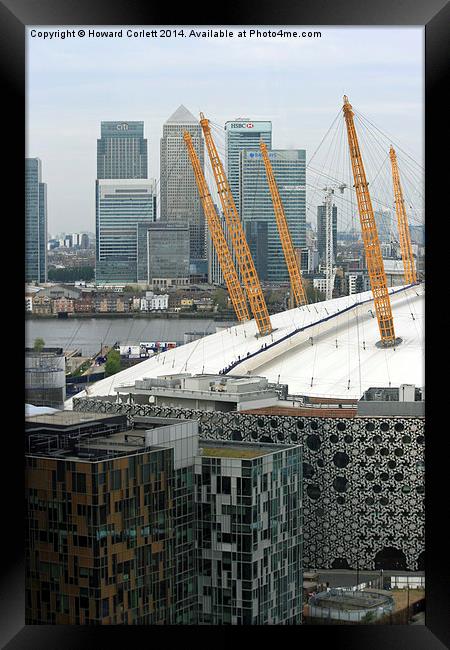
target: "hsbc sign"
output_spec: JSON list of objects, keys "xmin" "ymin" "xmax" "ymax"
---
[{"xmin": 230, "ymin": 122, "xmax": 254, "ymax": 129}]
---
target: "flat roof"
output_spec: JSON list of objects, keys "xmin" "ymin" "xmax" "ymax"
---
[
  {"xmin": 200, "ymin": 440, "xmax": 291, "ymax": 459},
  {"xmin": 25, "ymin": 411, "xmax": 118, "ymax": 426}
]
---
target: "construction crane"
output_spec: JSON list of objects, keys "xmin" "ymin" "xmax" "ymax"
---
[
  {"xmin": 342, "ymin": 95, "xmax": 397, "ymax": 347},
  {"xmin": 199, "ymin": 112, "xmax": 273, "ymax": 337},
  {"xmin": 183, "ymin": 131, "xmax": 250, "ymax": 322},
  {"xmin": 389, "ymin": 145, "xmax": 417, "ymax": 285},
  {"xmin": 259, "ymin": 141, "xmax": 308, "ymax": 307}
]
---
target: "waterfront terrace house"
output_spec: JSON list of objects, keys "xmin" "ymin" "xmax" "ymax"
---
[
  {"xmin": 32, "ymin": 295, "xmax": 52, "ymax": 315},
  {"xmin": 93, "ymin": 292, "xmax": 130, "ymax": 313},
  {"xmin": 74, "ymin": 291, "xmax": 94, "ymax": 313},
  {"xmin": 52, "ymin": 296, "xmax": 75, "ymax": 314}
]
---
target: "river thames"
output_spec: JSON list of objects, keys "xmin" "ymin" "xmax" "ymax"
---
[{"xmin": 25, "ymin": 316, "xmax": 236, "ymax": 356}]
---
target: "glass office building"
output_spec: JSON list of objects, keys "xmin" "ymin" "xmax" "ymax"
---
[
  {"xmin": 145, "ymin": 222, "xmax": 190, "ymax": 289},
  {"xmin": 240, "ymin": 149, "xmax": 306, "ymax": 283},
  {"xmin": 25, "ymin": 158, "xmax": 47, "ymax": 283},
  {"xmin": 224, "ymin": 120, "xmax": 272, "ymax": 213},
  {"xmin": 97, "ymin": 121, "xmax": 148, "ymax": 179},
  {"xmin": 160, "ymin": 105, "xmax": 206, "ymax": 261},
  {"xmin": 95, "ymin": 180, "xmax": 156, "ymax": 286}
]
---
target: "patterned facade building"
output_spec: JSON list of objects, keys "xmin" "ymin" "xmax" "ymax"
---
[
  {"xmin": 195, "ymin": 441, "xmax": 302, "ymax": 624},
  {"xmin": 74, "ymin": 398, "xmax": 425, "ymax": 572}
]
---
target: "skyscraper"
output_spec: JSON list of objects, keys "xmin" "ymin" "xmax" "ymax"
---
[
  {"xmin": 224, "ymin": 119, "xmax": 272, "ymax": 213},
  {"xmin": 317, "ymin": 204, "xmax": 338, "ymax": 264},
  {"xmin": 25, "ymin": 158, "xmax": 47, "ymax": 283},
  {"xmin": 206, "ymin": 120, "xmax": 272, "ymax": 285},
  {"xmin": 97, "ymin": 121, "xmax": 148, "ymax": 179},
  {"xmin": 95, "ymin": 121, "xmax": 155, "ymax": 286},
  {"xmin": 240, "ymin": 149, "xmax": 306, "ymax": 283},
  {"xmin": 95, "ymin": 179, "xmax": 156, "ymax": 285},
  {"xmin": 160, "ymin": 105, "xmax": 206, "ymax": 263}
]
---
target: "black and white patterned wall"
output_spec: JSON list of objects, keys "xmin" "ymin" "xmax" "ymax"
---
[{"xmin": 73, "ymin": 398, "xmax": 425, "ymax": 571}]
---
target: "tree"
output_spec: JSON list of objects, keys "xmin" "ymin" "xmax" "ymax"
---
[
  {"xmin": 304, "ymin": 280, "xmax": 325, "ymax": 304},
  {"xmin": 48, "ymin": 266, "xmax": 95, "ymax": 282},
  {"xmin": 212, "ymin": 288, "xmax": 228, "ymax": 311},
  {"xmin": 104, "ymin": 349, "xmax": 121, "ymax": 377},
  {"xmin": 33, "ymin": 337, "xmax": 45, "ymax": 352}
]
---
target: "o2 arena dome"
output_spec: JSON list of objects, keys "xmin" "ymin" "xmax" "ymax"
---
[{"xmin": 65, "ymin": 283, "xmax": 424, "ymax": 409}]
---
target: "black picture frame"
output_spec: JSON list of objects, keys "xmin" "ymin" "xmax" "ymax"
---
[{"xmin": 4, "ymin": 0, "xmax": 448, "ymax": 647}]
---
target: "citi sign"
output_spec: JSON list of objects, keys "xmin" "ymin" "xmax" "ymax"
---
[
  {"xmin": 230, "ymin": 123, "xmax": 254, "ymax": 129},
  {"xmin": 116, "ymin": 123, "xmax": 129, "ymax": 131}
]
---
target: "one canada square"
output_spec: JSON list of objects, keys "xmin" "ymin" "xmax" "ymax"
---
[{"xmin": 160, "ymin": 105, "xmax": 206, "ymax": 267}]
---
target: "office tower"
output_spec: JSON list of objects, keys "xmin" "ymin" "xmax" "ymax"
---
[
  {"xmin": 25, "ymin": 158, "xmax": 47, "ymax": 283},
  {"xmin": 25, "ymin": 412, "xmax": 176, "ymax": 624},
  {"xmin": 245, "ymin": 221, "xmax": 268, "ymax": 282},
  {"xmin": 206, "ymin": 207, "xmax": 233, "ymax": 286},
  {"xmin": 240, "ymin": 149, "xmax": 306, "ymax": 283},
  {"xmin": 80, "ymin": 233, "xmax": 90, "ymax": 249},
  {"xmin": 97, "ymin": 121, "xmax": 148, "ymax": 179},
  {"xmin": 160, "ymin": 105, "xmax": 206, "ymax": 263},
  {"xmin": 195, "ymin": 440, "xmax": 302, "ymax": 625},
  {"xmin": 143, "ymin": 222, "xmax": 190, "ymax": 289},
  {"xmin": 317, "ymin": 204, "xmax": 338, "ymax": 264},
  {"xmin": 95, "ymin": 179, "xmax": 156, "ymax": 285},
  {"xmin": 224, "ymin": 119, "xmax": 272, "ymax": 213}
]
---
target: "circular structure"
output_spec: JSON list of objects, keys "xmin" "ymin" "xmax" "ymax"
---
[
  {"xmin": 308, "ymin": 589, "xmax": 395, "ymax": 622},
  {"xmin": 67, "ymin": 284, "xmax": 424, "ymax": 406}
]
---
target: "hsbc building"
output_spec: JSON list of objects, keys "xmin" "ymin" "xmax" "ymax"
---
[{"xmin": 224, "ymin": 119, "xmax": 272, "ymax": 212}]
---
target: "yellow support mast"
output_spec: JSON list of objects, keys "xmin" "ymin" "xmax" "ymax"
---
[
  {"xmin": 389, "ymin": 145, "xmax": 417, "ymax": 285},
  {"xmin": 183, "ymin": 131, "xmax": 250, "ymax": 322},
  {"xmin": 342, "ymin": 95, "xmax": 397, "ymax": 346},
  {"xmin": 259, "ymin": 141, "xmax": 308, "ymax": 307},
  {"xmin": 199, "ymin": 112, "xmax": 273, "ymax": 337}
]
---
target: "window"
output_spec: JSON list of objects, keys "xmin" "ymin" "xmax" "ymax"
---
[
  {"xmin": 72, "ymin": 472, "xmax": 86, "ymax": 494},
  {"xmin": 110, "ymin": 469, "xmax": 121, "ymax": 490}
]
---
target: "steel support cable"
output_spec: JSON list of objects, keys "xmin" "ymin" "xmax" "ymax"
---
[
  {"xmin": 353, "ymin": 108, "xmax": 424, "ymax": 172},
  {"xmin": 307, "ymin": 114, "xmax": 344, "ymax": 226},
  {"xmin": 353, "ymin": 111, "xmax": 424, "ymax": 205}
]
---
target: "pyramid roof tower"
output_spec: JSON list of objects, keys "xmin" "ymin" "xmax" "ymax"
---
[{"xmin": 165, "ymin": 105, "xmax": 198, "ymax": 124}]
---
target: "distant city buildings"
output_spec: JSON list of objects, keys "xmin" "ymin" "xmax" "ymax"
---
[{"xmin": 25, "ymin": 158, "xmax": 47, "ymax": 283}]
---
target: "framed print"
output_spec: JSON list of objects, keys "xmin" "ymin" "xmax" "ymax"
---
[{"xmin": 2, "ymin": 0, "xmax": 448, "ymax": 646}]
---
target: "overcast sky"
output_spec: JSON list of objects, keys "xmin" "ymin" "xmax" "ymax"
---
[{"xmin": 26, "ymin": 26, "xmax": 423, "ymax": 235}]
